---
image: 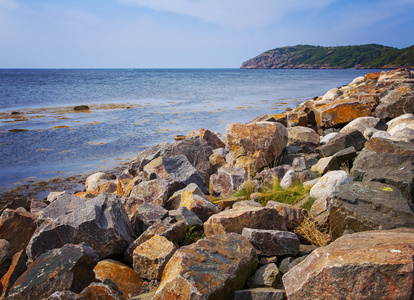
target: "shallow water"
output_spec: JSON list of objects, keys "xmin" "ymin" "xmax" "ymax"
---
[{"xmin": 0, "ymin": 68, "xmax": 381, "ymax": 193}]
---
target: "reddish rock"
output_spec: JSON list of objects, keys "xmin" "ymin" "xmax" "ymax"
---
[
  {"xmin": 187, "ymin": 128, "xmax": 225, "ymax": 149},
  {"xmin": 0, "ymin": 250, "xmax": 27, "ymax": 299},
  {"xmin": 266, "ymin": 201, "xmax": 306, "ymax": 231},
  {"xmin": 7, "ymin": 243, "xmax": 98, "ymax": 300},
  {"xmin": 77, "ymin": 282, "xmax": 124, "ymax": 300},
  {"xmin": 0, "ymin": 208, "xmax": 37, "ymax": 255},
  {"xmin": 204, "ymin": 207, "xmax": 286, "ymax": 236},
  {"xmin": 286, "ymin": 100, "xmax": 316, "ymax": 127},
  {"xmin": 226, "ymin": 122, "xmax": 288, "ymax": 174},
  {"xmin": 210, "ymin": 166, "xmax": 247, "ymax": 196},
  {"xmin": 152, "ymin": 233, "xmax": 258, "ymax": 300},
  {"xmin": 283, "ymin": 228, "xmax": 414, "ymax": 300},
  {"xmin": 93, "ymin": 259, "xmax": 143, "ymax": 298}
]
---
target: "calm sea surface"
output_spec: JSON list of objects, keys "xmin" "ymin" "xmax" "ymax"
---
[{"xmin": 0, "ymin": 68, "xmax": 381, "ymax": 191}]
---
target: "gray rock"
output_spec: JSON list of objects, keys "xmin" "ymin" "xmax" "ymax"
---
[
  {"xmin": 278, "ymin": 257, "xmax": 294, "ymax": 274},
  {"xmin": 168, "ymin": 206, "xmax": 203, "ymax": 231},
  {"xmin": 310, "ymin": 170, "xmax": 351, "ymax": 199},
  {"xmin": 339, "ymin": 117, "xmax": 381, "ymax": 135},
  {"xmin": 320, "ymin": 132, "xmax": 338, "ymax": 145},
  {"xmin": 233, "ymin": 200, "xmax": 263, "ymax": 209},
  {"xmin": 310, "ymin": 156, "xmax": 339, "ymax": 175},
  {"xmin": 280, "ymin": 170, "xmax": 298, "ymax": 189},
  {"xmin": 133, "ymin": 203, "xmax": 168, "ymax": 236},
  {"xmin": 332, "ymin": 146, "xmax": 357, "ymax": 165},
  {"xmin": 26, "ymin": 194, "xmax": 135, "ymax": 262},
  {"xmin": 233, "ymin": 288, "xmax": 287, "ymax": 300},
  {"xmin": 242, "ymin": 228, "xmax": 300, "ymax": 257},
  {"xmin": 0, "ymin": 239, "xmax": 12, "ymax": 278},
  {"xmin": 84, "ymin": 172, "xmax": 111, "ymax": 191},
  {"xmin": 247, "ymin": 263, "xmax": 281, "ymax": 288},
  {"xmin": 128, "ymin": 143, "xmax": 170, "ymax": 176},
  {"xmin": 210, "ymin": 166, "xmax": 247, "ymax": 196},
  {"xmin": 316, "ymin": 130, "xmax": 366, "ymax": 157}
]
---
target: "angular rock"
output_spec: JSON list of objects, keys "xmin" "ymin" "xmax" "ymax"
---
[
  {"xmin": 209, "ymin": 152, "xmax": 226, "ymax": 174},
  {"xmin": 47, "ymin": 191, "xmax": 70, "ymax": 203},
  {"xmin": 0, "ymin": 239, "xmax": 12, "ymax": 278},
  {"xmin": 168, "ymin": 207, "xmax": 203, "ymax": 231},
  {"xmin": 310, "ymin": 156, "xmax": 340, "ymax": 175},
  {"xmin": 254, "ymin": 165, "xmax": 291, "ymax": 186},
  {"xmin": 77, "ymin": 282, "xmax": 123, "ymax": 300},
  {"xmin": 204, "ymin": 207, "xmax": 286, "ymax": 237},
  {"xmin": 133, "ymin": 203, "xmax": 168, "ymax": 236},
  {"xmin": 316, "ymin": 130, "xmax": 366, "ymax": 157},
  {"xmin": 186, "ymin": 128, "xmax": 225, "ymax": 150},
  {"xmin": 0, "ymin": 208, "xmax": 37, "ymax": 255},
  {"xmin": 85, "ymin": 172, "xmax": 111, "ymax": 191},
  {"xmin": 226, "ymin": 122, "xmax": 288, "ymax": 174},
  {"xmin": 386, "ymin": 113, "xmax": 414, "ymax": 128},
  {"xmin": 280, "ymin": 170, "xmax": 298, "ymax": 189},
  {"xmin": 233, "ymin": 288, "xmax": 287, "ymax": 300},
  {"xmin": 7, "ymin": 243, "xmax": 98, "ymax": 300},
  {"xmin": 92, "ymin": 181, "xmax": 118, "ymax": 194},
  {"xmin": 351, "ymin": 138, "xmax": 414, "ymax": 202},
  {"xmin": 375, "ymin": 89, "xmax": 414, "ymax": 120},
  {"xmin": 210, "ymin": 166, "xmax": 247, "ymax": 196},
  {"xmin": 309, "ymin": 196, "xmax": 330, "ymax": 227},
  {"xmin": 124, "ymin": 218, "xmax": 187, "ymax": 264},
  {"xmin": 27, "ymin": 193, "xmax": 135, "ymax": 262},
  {"xmin": 328, "ymin": 181, "xmax": 414, "ymax": 239},
  {"xmin": 242, "ymin": 228, "xmax": 300, "ymax": 257},
  {"xmin": 152, "ymin": 233, "xmax": 258, "ymax": 300},
  {"xmin": 133, "ymin": 235, "xmax": 177, "ymax": 280},
  {"xmin": 286, "ymin": 100, "xmax": 316, "ymax": 127},
  {"xmin": 165, "ymin": 183, "xmax": 218, "ymax": 222},
  {"xmin": 310, "ymin": 170, "xmax": 350, "ymax": 199},
  {"xmin": 143, "ymin": 155, "xmax": 208, "ymax": 197},
  {"xmin": 283, "ymin": 228, "xmax": 414, "ymax": 300},
  {"xmin": 247, "ymin": 263, "xmax": 281, "ymax": 288},
  {"xmin": 332, "ymin": 146, "xmax": 357, "ymax": 165},
  {"xmin": 339, "ymin": 117, "xmax": 381, "ymax": 135},
  {"xmin": 266, "ymin": 201, "xmax": 306, "ymax": 231},
  {"xmin": 320, "ymin": 132, "xmax": 338, "ymax": 145},
  {"xmin": 378, "ymin": 68, "xmax": 413, "ymax": 81},
  {"xmin": 93, "ymin": 259, "xmax": 143, "ymax": 298},
  {"xmin": 30, "ymin": 199, "xmax": 49, "ymax": 216},
  {"xmin": 128, "ymin": 142, "xmax": 170, "ymax": 176},
  {"xmin": 291, "ymin": 156, "xmax": 309, "ymax": 172},
  {"xmin": 233, "ymin": 200, "xmax": 263, "ymax": 209},
  {"xmin": 287, "ymin": 126, "xmax": 319, "ymax": 152},
  {"xmin": 0, "ymin": 250, "xmax": 27, "ymax": 299},
  {"xmin": 387, "ymin": 117, "xmax": 414, "ymax": 135}
]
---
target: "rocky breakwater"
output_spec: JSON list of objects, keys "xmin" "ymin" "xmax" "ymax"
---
[{"xmin": 0, "ymin": 68, "xmax": 413, "ymax": 299}]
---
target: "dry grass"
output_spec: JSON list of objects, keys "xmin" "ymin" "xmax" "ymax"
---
[{"xmin": 294, "ymin": 215, "xmax": 331, "ymax": 247}]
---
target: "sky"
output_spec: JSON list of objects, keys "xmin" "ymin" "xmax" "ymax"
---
[{"xmin": 0, "ymin": 0, "xmax": 413, "ymax": 68}]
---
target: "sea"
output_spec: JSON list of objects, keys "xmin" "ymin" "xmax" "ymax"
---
[{"xmin": 0, "ymin": 68, "xmax": 382, "ymax": 193}]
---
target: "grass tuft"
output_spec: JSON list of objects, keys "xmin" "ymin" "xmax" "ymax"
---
[{"xmin": 294, "ymin": 215, "xmax": 331, "ymax": 247}]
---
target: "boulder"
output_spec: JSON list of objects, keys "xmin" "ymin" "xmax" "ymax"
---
[
  {"xmin": 332, "ymin": 146, "xmax": 357, "ymax": 165},
  {"xmin": 316, "ymin": 130, "xmax": 366, "ymax": 157},
  {"xmin": 76, "ymin": 282, "xmax": 123, "ymax": 300},
  {"xmin": 47, "ymin": 191, "xmax": 70, "ymax": 202},
  {"xmin": 310, "ymin": 156, "xmax": 339, "ymax": 175},
  {"xmin": 254, "ymin": 165, "xmax": 291, "ymax": 186},
  {"xmin": 320, "ymin": 132, "xmax": 338, "ymax": 145},
  {"xmin": 165, "ymin": 183, "xmax": 218, "ymax": 222},
  {"xmin": 266, "ymin": 201, "xmax": 306, "ymax": 231},
  {"xmin": 152, "ymin": 233, "xmax": 258, "ymax": 300},
  {"xmin": 242, "ymin": 228, "xmax": 300, "ymax": 257},
  {"xmin": 204, "ymin": 207, "xmax": 286, "ymax": 236},
  {"xmin": 168, "ymin": 207, "xmax": 203, "ymax": 231},
  {"xmin": 280, "ymin": 170, "xmax": 298, "ymax": 189},
  {"xmin": 339, "ymin": 117, "xmax": 381, "ymax": 135},
  {"xmin": 143, "ymin": 155, "xmax": 208, "ymax": 197},
  {"xmin": 291, "ymin": 156, "xmax": 309, "ymax": 172},
  {"xmin": 351, "ymin": 138, "xmax": 414, "ymax": 202},
  {"xmin": 133, "ymin": 235, "xmax": 177, "ymax": 280},
  {"xmin": 0, "ymin": 239, "xmax": 12, "ymax": 278},
  {"xmin": 378, "ymin": 68, "xmax": 413, "ymax": 81},
  {"xmin": 287, "ymin": 126, "xmax": 319, "ymax": 152},
  {"xmin": 186, "ymin": 128, "xmax": 225, "ymax": 150},
  {"xmin": 283, "ymin": 228, "xmax": 414, "ymax": 300},
  {"xmin": 128, "ymin": 143, "xmax": 170, "ymax": 176},
  {"xmin": 85, "ymin": 172, "xmax": 111, "ymax": 191},
  {"xmin": 375, "ymin": 88, "xmax": 414, "ymax": 120},
  {"xmin": 328, "ymin": 181, "xmax": 414, "ymax": 239},
  {"xmin": 0, "ymin": 250, "xmax": 27, "ymax": 299},
  {"xmin": 93, "ymin": 259, "xmax": 143, "ymax": 298},
  {"xmin": 286, "ymin": 100, "xmax": 316, "ymax": 127},
  {"xmin": 321, "ymin": 87, "xmax": 341, "ymax": 101},
  {"xmin": 233, "ymin": 200, "xmax": 263, "ymax": 209},
  {"xmin": 210, "ymin": 166, "xmax": 247, "ymax": 196},
  {"xmin": 313, "ymin": 98, "xmax": 372, "ymax": 128},
  {"xmin": 209, "ymin": 152, "xmax": 226, "ymax": 174},
  {"xmin": 386, "ymin": 113, "xmax": 414, "ymax": 128},
  {"xmin": 233, "ymin": 288, "xmax": 287, "ymax": 300},
  {"xmin": 133, "ymin": 203, "xmax": 168, "ymax": 236},
  {"xmin": 30, "ymin": 199, "xmax": 49, "ymax": 216},
  {"xmin": 387, "ymin": 118, "xmax": 414, "ymax": 135},
  {"xmin": 91, "ymin": 181, "xmax": 118, "ymax": 194},
  {"xmin": 0, "ymin": 208, "xmax": 37, "ymax": 255},
  {"xmin": 246, "ymin": 263, "xmax": 281, "ymax": 288},
  {"xmin": 26, "ymin": 193, "xmax": 135, "ymax": 262},
  {"xmin": 7, "ymin": 243, "xmax": 98, "ymax": 300},
  {"xmin": 226, "ymin": 122, "xmax": 288, "ymax": 174},
  {"xmin": 310, "ymin": 170, "xmax": 350, "ymax": 199}
]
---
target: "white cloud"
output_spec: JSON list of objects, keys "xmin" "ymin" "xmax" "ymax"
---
[
  {"xmin": 120, "ymin": 0, "xmax": 336, "ymax": 29},
  {"xmin": 0, "ymin": 0, "xmax": 18, "ymax": 9}
]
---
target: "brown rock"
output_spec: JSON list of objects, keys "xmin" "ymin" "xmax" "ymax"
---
[
  {"xmin": 233, "ymin": 288, "xmax": 287, "ymax": 300},
  {"xmin": 209, "ymin": 152, "xmax": 226, "ymax": 174},
  {"xmin": 204, "ymin": 207, "xmax": 286, "ymax": 236},
  {"xmin": 77, "ymin": 282, "xmax": 124, "ymax": 300},
  {"xmin": 92, "ymin": 181, "xmax": 117, "ymax": 194},
  {"xmin": 287, "ymin": 126, "xmax": 320, "ymax": 152},
  {"xmin": 93, "ymin": 259, "xmax": 143, "ymax": 298},
  {"xmin": 133, "ymin": 235, "xmax": 177, "ymax": 280},
  {"xmin": 210, "ymin": 166, "xmax": 247, "ymax": 196},
  {"xmin": 286, "ymin": 100, "xmax": 316, "ymax": 127},
  {"xmin": 152, "ymin": 233, "xmax": 258, "ymax": 300},
  {"xmin": 283, "ymin": 228, "xmax": 414, "ymax": 300},
  {"xmin": 187, "ymin": 128, "xmax": 225, "ymax": 149},
  {"xmin": 0, "ymin": 250, "xmax": 27, "ymax": 299},
  {"xmin": 266, "ymin": 201, "xmax": 307, "ymax": 231},
  {"xmin": 226, "ymin": 122, "xmax": 288, "ymax": 174}
]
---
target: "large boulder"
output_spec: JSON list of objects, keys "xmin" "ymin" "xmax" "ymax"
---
[
  {"xmin": 287, "ymin": 126, "xmax": 319, "ymax": 152},
  {"xmin": 226, "ymin": 122, "xmax": 288, "ymax": 174},
  {"xmin": 85, "ymin": 172, "xmax": 112, "ymax": 191},
  {"xmin": 187, "ymin": 128, "xmax": 226, "ymax": 150},
  {"xmin": 310, "ymin": 170, "xmax": 350, "ymax": 199},
  {"xmin": 375, "ymin": 86, "xmax": 414, "ymax": 120},
  {"xmin": 351, "ymin": 137, "xmax": 414, "ymax": 202},
  {"xmin": 286, "ymin": 100, "xmax": 316, "ymax": 127},
  {"xmin": 339, "ymin": 116, "xmax": 383, "ymax": 135},
  {"xmin": 93, "ymin": 259, "xmax": 143, "ymax": 299},
  {"xmin": 283, "ymin": 228, "xmax": 414, "ymax": 299},
  {"xmin": 328, "ymin": 181, "xmax": 414, "ymax": 239},
  {"xmin": 26, "ymin": 193, "xmax": 135, "ymax": 262},
  {"xmin": 152, "ymin": 233, "xmax": 258, "ymax": 300},
  {"xmin": 133, "ymin": 203, "xmax": 168, "ymax": 236},
  {"xmin": 127, "ymin": 142, "xmax": 170, "ymax": 176},
  {"xmin": 210, "ymin": 166, "xmax": 247, "ymax": 196},
  {"xmin": 204, "ymin": 207, "xmax": 286, "ymax": 236},
  {"xmin": 7, "ymin": 243, "xmax": 98, "ymax": 300},
  {"xmin": 143, "ymin": 155, "xmax": 208, "ymax": 197},
  {"xmin": 165, "ymin": 183, "xmax": 218, "ymax": 222},
  {"xmin": 316, "ymin": 130, "xmax": 366, "ymax": 157}
]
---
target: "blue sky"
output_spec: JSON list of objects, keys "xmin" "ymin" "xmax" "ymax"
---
[{"xmin": 0, "ymin": 0, "xmax": 413, "ymax": 68}]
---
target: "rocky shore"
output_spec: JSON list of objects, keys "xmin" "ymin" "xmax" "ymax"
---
[{"xmin": 0, "ymin": 68, "xmax": 413, "ymax": 299}]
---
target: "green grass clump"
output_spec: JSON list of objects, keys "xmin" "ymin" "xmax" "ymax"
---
[{"xmin": 179, "ymin": 226, "xmax": 204, "ymax": 246}]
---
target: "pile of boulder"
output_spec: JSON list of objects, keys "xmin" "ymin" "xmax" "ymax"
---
[{"xmin": 0, "ymin": 68, "xmax": 414, "ymax": 299}]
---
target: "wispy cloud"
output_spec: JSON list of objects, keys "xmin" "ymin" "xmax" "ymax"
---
[{"xmin": 120, "ymin": 0, "xmax": 336, "ymax": 29}]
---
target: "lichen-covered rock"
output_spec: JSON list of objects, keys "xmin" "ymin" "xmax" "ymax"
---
[
  {"xmin": 152, "ymin": 233, "xmax": 258, "ymax": 300},
  {"xmin": 286, "ymin": 100, "xmax": 316, "ymax": 127},
  {"xmin": 210, "ymin": 166, "xmax": 247, "ymax": 196},
  {"xmin": 128, "ymin": 142, "xmax": 170, "ymax": 176},
  {"xmin": 242, "ymin": 228, "xmax": 300, "ymax": 257},
  {"xmin": 287, "ymin": 126, "xmax": 319, "ymax": 152},
  {"xmin": 226, "ymin": 122, "xmax": 288, "ymax": 174},
  {"xmin": 204, "ymin": 207, "xmax": 286, "ymax": 236},
  {"xmin": 133, "ymin": 235, "xmax": 177, "ymax": 280},
  {"xmin": 283, "ymin": 228, "xmax": 414, "ymax": 300},
  {"xmin": 0, "ymin": 250, "xmax": 27, "ymax": 299},
  {"xmin": 187, "ymin": 128, "xmax": 225, "ymax": 150},
  {"xmin": 85, "ymin": 172, "xmax": 112, "ymax": 191},
  {"xmin": 93, "ymin": 259, "xmax": 143, "ymax": 298},
  {"xmin": 7, "ymin": 243, "xmax": 98, "ymax": 300},
  {"xmin": 26, "ymin": 193, "xmax": 135, "ymax": 262}
]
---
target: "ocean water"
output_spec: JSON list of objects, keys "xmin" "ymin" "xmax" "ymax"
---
[{"xmin": 0, "ymin": 68, "xmax": 380, "ymax": 191}]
